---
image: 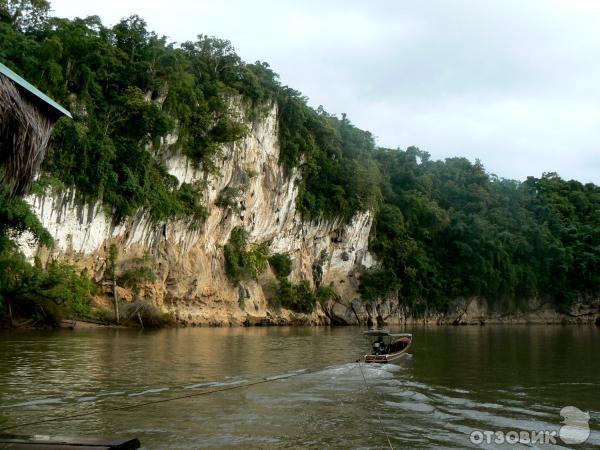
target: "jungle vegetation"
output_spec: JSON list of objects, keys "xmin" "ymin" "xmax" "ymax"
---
[
  {"xmin": 0, "ymin": 186, "xmax": 96, "ymax": 324},
  {"xmin": 0, "ymin": 0, "xmax": 597, "ymax": 316},
  {"xmin": 361, "ymin": 150, "xmax": 599, "ymax": 313}
]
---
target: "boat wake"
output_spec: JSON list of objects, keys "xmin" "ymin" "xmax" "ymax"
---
[{"xmin": 2, "ymin": 360, "xmax": 397, "ymax": 411}]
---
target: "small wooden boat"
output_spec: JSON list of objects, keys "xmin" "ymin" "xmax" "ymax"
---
[{"xmin": 363, "ymin": 330, "xmax": 412, "ymax": 364}]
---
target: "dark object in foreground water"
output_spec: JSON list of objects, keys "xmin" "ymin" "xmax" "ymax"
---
[
  {"xmin": 363, "ymin": 330, "xmax": 412, "ymax": 363},
  {"xmin": 0, "ymin": 434, "xmax": 140, "ymax": 449}
]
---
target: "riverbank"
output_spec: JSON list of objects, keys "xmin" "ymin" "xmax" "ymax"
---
[
  {"xmin": 2, "ymin": 295, "xmax": 598, "ymax": 330},
  {"xmin": 367, "ymin": 296, "xmax": 600, "ymax": 326},
  {"xmin": 0, "ymin": 318, "xmax": 138, "ymax": 331}
]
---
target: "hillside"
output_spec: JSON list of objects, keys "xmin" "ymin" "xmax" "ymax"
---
[{"xmin": 0, "ymin": 1, "xmax": 598, "ymax": 326}]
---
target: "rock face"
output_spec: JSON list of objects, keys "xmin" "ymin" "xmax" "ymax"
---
[{"xmin": 19, "ymin": 105, "xmax": 376, "ymax": 326}]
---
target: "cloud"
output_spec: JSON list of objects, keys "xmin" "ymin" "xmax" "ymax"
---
[{"xmin": 50, "ymin": 0, "xmax": 600, "ymax": 183}]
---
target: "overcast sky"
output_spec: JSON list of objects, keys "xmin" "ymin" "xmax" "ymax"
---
[{"xmin": 51, "ymin": 0, "xmax": 600, "ymax": 183}]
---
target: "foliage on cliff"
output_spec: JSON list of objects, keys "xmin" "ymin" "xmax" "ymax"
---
[
  {"xmin": 0, "ymin": 0, "xmax": 379, "ymax": 223},
  {"xmin": 269, "ymin": 279, "xmax": 317, "ymax": 314},
  {"xmin": 1, "ymin": 3, "xmax": 256, "ymax": 221},
  {"xmin": 223, "ymin": 227, "xmax": 269, "ymax": 284},
  {"xmin": 269, "ymin": 280, "xmax": 339, "ymax": 314},
  {"xmin": 0, "ymin": 185, "xmax": 51, "ymax": 252},
  {"xmin": 268, "ymin": 253, "xmax": 292, "ymax": 278},
  {"xmin": 265, "ymin": 252, "xmax": 339, "ymax": 313},
  {"xmin": 277, "ymin": 101, "xmax": 381, "ymax": 221},
  {"xmin": 0, "ymin": 187, "xmax": 96, "ymax": 324}
]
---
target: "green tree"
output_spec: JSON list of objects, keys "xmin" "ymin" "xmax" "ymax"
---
[{"xmin": 223, "ymin": 226, "xmax": 268, "ymax": 284}]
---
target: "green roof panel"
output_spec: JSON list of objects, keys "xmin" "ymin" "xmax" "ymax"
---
[{"xmin": 0, "ymin": 61, "xmax": 72, "ymax": 119}]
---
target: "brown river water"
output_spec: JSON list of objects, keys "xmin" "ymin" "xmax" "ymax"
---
[{"xmin": 1, "ymin": 325, "xmax": 599, "ymax": 448}]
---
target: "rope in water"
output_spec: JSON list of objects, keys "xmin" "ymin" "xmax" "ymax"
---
[
  {"xmin": 357, "ymin": 360, "xmax": 395, "ymax": 450},
  {"xmin": 0, "ymin": 368, "xmax": 317, "ymax": 432},
  {"xmin": 1, "ymin": 358, "xmax": 396, "ymax": 449}
]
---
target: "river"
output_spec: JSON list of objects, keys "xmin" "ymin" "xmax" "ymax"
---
[{"xmin": 1, "ymin": 325, "xmax": 599, "ymax": 448}]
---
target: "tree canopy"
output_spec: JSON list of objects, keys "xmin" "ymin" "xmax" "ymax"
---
[{"xmin": 361, "ymin": 148, "xmax": 599, "ymax": 312}]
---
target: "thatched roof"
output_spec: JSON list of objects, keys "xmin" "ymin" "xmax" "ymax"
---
[{"xmin": 0, "ymin": 62, "xmax": 71, "ymax": 197}]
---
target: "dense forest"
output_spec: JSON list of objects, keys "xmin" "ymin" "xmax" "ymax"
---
[
  {"xmin": 0, "ymin": 0, "xmax": 598, "ymax": 321},
  {"xmin": 361, "ymin": 151, "xmax": 598, "ymax": 313}
]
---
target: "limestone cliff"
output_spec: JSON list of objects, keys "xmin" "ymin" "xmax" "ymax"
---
[
  {"xmin": 19, "ymin": 105, "xmax": 376, "ymax": 326},
  {"xmin": 17, "ymin": 104, "xmax": 600, "ymax": 327}
]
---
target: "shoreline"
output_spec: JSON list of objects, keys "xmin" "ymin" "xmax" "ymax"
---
[
  {"xmin": 3, "ymin": 295, "xmax": 598, "ymax": 330},
  {"xmin": 2, "ymin": 314, "xmax": 598, "ymax": 331}
]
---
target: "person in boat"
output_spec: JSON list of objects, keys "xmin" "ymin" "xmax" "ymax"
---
[{"xmin": 373, "ymin": 336, "xmax": 385, "ymax": 355}]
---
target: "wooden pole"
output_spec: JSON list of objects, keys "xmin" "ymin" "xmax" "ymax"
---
[
  {"xmin": 109, "ymin": 244, "xmax": 119, "ymax": 324},
  {"xmin": 113, "ymin": 272, "xmax": 119, "ymax": 324}
]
